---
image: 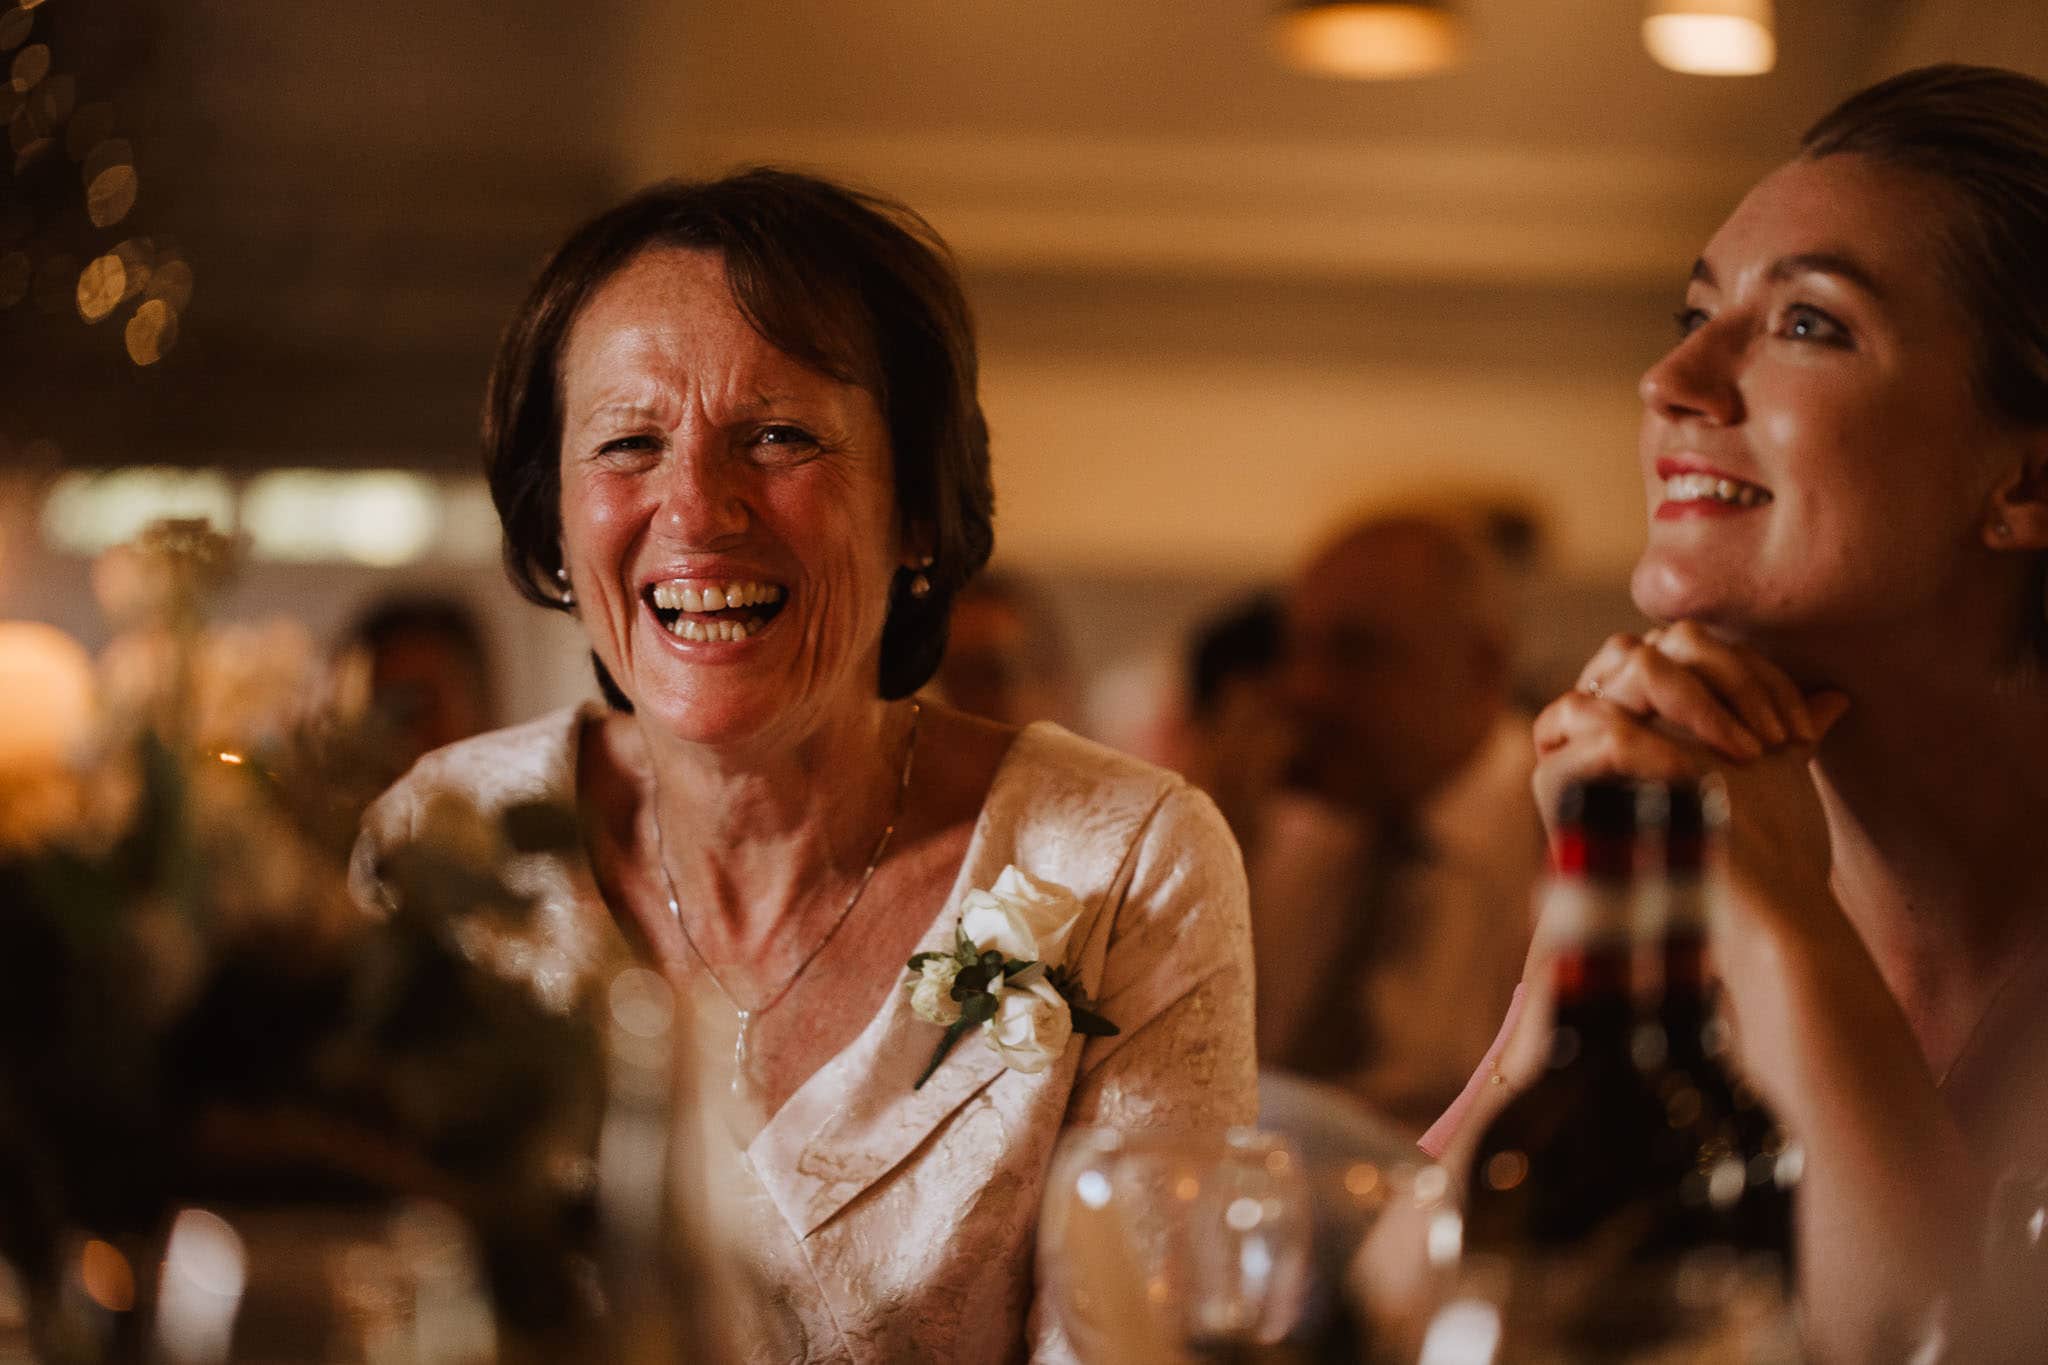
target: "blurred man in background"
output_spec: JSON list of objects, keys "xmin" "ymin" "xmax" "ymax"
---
[
  {"xmin": 336, "ymin": 595, "xmax": 496, "ymax": 777},
  {"xmin": 1253, "ymin": 513, "xmax": 1541, "ymax": 1136},
  {"xmin": 1178, "ymin": 594, "xmax": 1290, "ymax": 861},
  {"xmin": 931, "ymin": 569, "xmax": 1082, "ymax": 731}
]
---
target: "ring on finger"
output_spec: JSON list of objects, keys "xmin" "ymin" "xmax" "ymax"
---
[{"xmin": 1581, "ymin": 677, "xmax": 1607, "ymax": 701}]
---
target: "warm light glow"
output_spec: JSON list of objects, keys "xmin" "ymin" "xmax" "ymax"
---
[
  {"xmin": 0, "ymin": 10, "xmax": 34, "ymax": 54},
  {"xmin": 0, "ymin": 620, "xmax": 95, "ymax": 770},
  {"xmin": 112, "ymin": 238, "xmax": 154, "ymax": 301},
  {"xmin": 79, "ymin": 1239, "xmax": 136, "ymax": 1313},
  {"xmin": 1343, "ymin": 1162, "xmax": 1381, "ymax": 1199},
  {"xmin": 124, "ymin": 296, "xmax": 176, "ymax": 364},
  {"xmin": 1482, "ymin": 1148, "xmax": 1528, "ymax": 1191},
  {"xmin": 8, "ymin": 41, "xmax": 47, "ymax": 92},
  {"xmin": 76, "ymin": 252, "xmax": 125, "ymax": 322},
  {"xmin": 83, "ymin": 140, "xmax": 139, "ymax": 229},
  {"xmin": 88, "ymin": 164, "xmax": 140, "ymax": 228},
  {"xmin": 146, "ymin": 257, "xmax": 194, "ymax": 311},
  {"xmin": 1272, "ymin": 2, "xmax": 1464, "ymax": 80},
  {"xmin": 39, "ymin": 470, "xmax": 503, "ymax": 566},
  {"xmin": 40, "ymin": 468, "xmax": 235, "ymax": 556},
  {"xmin": 156, "ymin": 1209, "xmax": 246, "ymax": 1365},
  {"xmin": 241, "ymin": 469, "xmax": 439, "ymax": 566},
  {"xmin": 1643, "ymin": 1, "xmax": 1774, "ymax": 76},
  {"xmin": 1418, "ymin": 1297, "xmax": 1502, "ymax": 1365}
]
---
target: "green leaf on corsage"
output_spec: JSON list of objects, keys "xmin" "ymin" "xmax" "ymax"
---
[{"xmin": 914, "ymin": 1018, "xmax": 973, "ymax": 1090}]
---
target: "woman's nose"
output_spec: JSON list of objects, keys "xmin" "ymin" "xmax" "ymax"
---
[
  {"xmin": 1639, "ymin": 322, "xmax": 1744, "ymax": 427},
  {"xmin": 659, "ymin": 445, "xmax": 750, "ymax": 546}
]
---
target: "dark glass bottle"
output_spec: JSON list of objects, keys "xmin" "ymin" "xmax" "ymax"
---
[
  {"xmin": 1637, "ymin": 781, "xmax": 1798, "ymax": 1267},
  {"xmin": 1461, "ymin": 778, "xmax": 1691, "ymax": 1353}
]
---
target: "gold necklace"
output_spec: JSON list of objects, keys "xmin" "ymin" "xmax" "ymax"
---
[{"xmin": 651, "ymin": 700, "xmax": 920, "ymax": 1093}]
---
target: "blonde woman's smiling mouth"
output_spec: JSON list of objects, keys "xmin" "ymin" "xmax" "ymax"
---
[
  {"xmin": 1655, "ymin": 459, "xmax": 1774, "ymax": 519},
  {"xmin": 646, "ymin": 578, "xmax": 788, "ymax": 643}
]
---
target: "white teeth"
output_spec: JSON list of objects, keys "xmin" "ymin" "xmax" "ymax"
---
[
  {"xmin": 1664, "ymin": 472, "xmax": 1770, "ymax": 507},
  {"xmin": 648, "ymin": 579, "xmax": 785, "ymax": 616},
  {"xmin": 662, "ymin": 613, "xmax": 767, "ymax": 643},
  {"xmin": 650, "ymin": 578, "xmax": 787, "ymax": 643}
]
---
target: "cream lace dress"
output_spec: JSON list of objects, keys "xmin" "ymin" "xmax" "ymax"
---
[{"xmin": 352, "ymin": 706, "xmax": 1258, "ymax": 1363}]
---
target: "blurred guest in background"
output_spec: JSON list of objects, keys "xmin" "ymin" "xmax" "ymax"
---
[
  {"xmin": 1253, "ymin": 513, "xmax": 1541, "ymax": 1136},
  {"xmin": 1177, "ymin": 593, "xmax": 1289, "ymax": 858},
  {"xmin": 352, "ymin": 169, "xmax": 1255, "ymax": 1362},
  {"xmin": 336, "ymin": 594, "xmax": 496, "ymax": 772},
  {"xmin": 1424, "ymin": 65, "xmax": 2048, "ymax": 1360},
  {"xmin": 930, "ymin": 567, "xmax": 1082, "ymax": 730}
]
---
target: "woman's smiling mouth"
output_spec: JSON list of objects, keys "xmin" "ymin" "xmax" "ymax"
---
[
  {"xmin": 646, "ymin": 578, "xmax": 788, "ymax": 642},
  {"xmin": 1655, "ymin": 459, "xmax": 1774, "ymax": 518}
]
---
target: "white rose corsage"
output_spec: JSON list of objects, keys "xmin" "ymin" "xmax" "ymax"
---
[{"xmin": 903, "ymin": 866, "xmax": 1118, "ymax": 1088}]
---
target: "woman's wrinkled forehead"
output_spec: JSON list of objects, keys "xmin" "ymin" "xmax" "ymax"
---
[{"xmin": 591, "ymin": 241, "xmax": 885, "ymax": 402}]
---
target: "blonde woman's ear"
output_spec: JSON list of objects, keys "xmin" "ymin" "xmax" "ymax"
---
[{"xmin": 1985, "ymin": 442, "xmax": 2048, "ymax": 549}]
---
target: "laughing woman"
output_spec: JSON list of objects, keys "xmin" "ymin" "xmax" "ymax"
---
[
  {"xmin": 352, "ymin": 170, "xmax": 1256, "ymax": 1362},
  {"xmin": 1423, "ymin": 66, "xmax": 2048, "ymax": 1360}
]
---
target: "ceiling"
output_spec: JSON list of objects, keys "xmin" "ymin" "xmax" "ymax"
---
[{"xmin": 2, "ymin": 0, "xmax": 2037, "ymax": 478}]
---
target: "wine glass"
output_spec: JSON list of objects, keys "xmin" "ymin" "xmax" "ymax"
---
[{"xmin": 1041, "ymin": 1127, "xmax": 1312, "ymax": 1363}]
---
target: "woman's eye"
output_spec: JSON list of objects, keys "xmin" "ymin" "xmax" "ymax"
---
[
  {"xmin": 1781, "ymin": 303, "xmax": 1851, "ymax": 346},
  {"xmin": 751, "ymin": 425, "xmax": 821, "ymax": 461},
  {"xmin": 1673, "ymin": 307, "xmax": 1709, "ymax": 338},
  {"xmin": 598, "ymin": 434, "xmax": 660, "ymax": 456}
]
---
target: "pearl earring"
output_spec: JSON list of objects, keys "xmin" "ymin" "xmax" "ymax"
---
[
  {"xmin": 555, "ymin": 565, "xmax": 575, "ymax": 606},
  {"xmin": 908, "ymin": 555, "xmax": 933, "ymax": 600}
]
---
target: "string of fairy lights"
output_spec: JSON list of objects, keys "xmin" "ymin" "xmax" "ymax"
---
[{"xmin": 2, "ymin": 0, "xmax": 189, "ymax": 367}]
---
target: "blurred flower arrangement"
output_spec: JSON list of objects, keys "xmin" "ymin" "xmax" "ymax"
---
[{"xmin": 0, "ymin": 521, "xmax": 620, "ymax": 1360}]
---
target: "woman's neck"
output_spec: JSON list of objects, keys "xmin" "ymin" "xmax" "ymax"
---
[
  {"xmin": 1805, "ymin": 634, "xmax": 2048, "ymax": 1070},
  {"xmin": 613, "ymin": 698, "xmax": 915, "ymax": 950}
]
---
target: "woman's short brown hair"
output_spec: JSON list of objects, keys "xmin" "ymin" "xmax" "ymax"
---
[{"xmin": 483, "ymin": 168, "xmax": 995, "ymax": 703}]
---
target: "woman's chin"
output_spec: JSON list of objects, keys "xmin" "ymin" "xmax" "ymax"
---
[
  {"xmin": 628, "ymin": 682, "xmax": 788, "ymax": 750},
  {"xmin": 1629, "ymin": 554, "xmax": 1728, "ymax": 627}
]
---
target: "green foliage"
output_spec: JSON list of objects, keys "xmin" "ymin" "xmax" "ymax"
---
[
  {"xmin": 905, "ymin": 920, "xmax": 1120, "ymax": 1088},
  {"xmin": 0, "ymin": 725, "xmax": 607, "ymax": 1341}
]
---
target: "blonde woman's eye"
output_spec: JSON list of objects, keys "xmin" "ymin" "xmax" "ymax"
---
[{"xmin": 1783, "ymin": 304, "xmax": 1851, "ymax": 347}]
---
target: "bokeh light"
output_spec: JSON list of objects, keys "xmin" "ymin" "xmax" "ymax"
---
[
  {"xmin": 7, "ymin": 40, "xmax": 46, "ymax": 92},
  {"xmin": 112, "ymin": 237, "xmax": 154, "ymax": 300},
  {"xmin": 241, "ymin": 469, "xmax": 440, "ymax": 566},
  {"xmin": 155, "ymin": 1208, "xmax": 247, "ymax": 1365},
  {"xmin": 0, "ymin": 9, "xmax": 33, "ymax": 53},
  {"xmin": 124, "ymin": 296, "xmax": 177, "ymax": 364},
  {"xmin": 30, "ymin": 68, "xmax": 66, "ymax": 121},
  {"xmin": 40, "ymin": 468, "xmax": 236, "ymax": 555},
  {"xmin": 144, "ymin": 256, "xmax": 194, "ymax": 310},
  {"xmin": 87, "ymin": 161, "xmax": 138, "ymax": 227},
  {"xmin": 0, "ymin": 620, "xmax": 95, "ymax": 772},
  {"xmin": 78, "ymin": 1239, "xmax": 136, "ymax": 1313},
  {"xmin": 75, "ymin": 251, "xmax": 125, "ymax": 322}
]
